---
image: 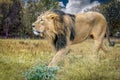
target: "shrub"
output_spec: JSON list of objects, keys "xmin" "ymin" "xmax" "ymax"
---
[{"xmin": 24, "ymin": 65, "xmax": 59, "ymax": 80}]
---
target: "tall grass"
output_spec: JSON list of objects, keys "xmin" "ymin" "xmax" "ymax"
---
[{"xmin": 0, "ymin": 39, "xmax": 120, "ymax": 80}]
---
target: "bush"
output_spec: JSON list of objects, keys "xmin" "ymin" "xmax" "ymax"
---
[{"xmin": 24, "ymin": 65, "xmax": 59, "ymax": 80}]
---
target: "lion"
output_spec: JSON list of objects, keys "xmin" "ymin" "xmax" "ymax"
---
[{"xmin": 32, "ymin": 10, "xmax": 114, "ymax": 67}]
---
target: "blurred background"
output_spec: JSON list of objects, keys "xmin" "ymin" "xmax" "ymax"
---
[{"xmin": 0, "ymin": 0, "xmax": 120, "ymax": 38}]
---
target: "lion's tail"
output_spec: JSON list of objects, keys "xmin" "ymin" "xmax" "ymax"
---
[{"xmin": 106, "ymin": 25, "xmax": 115, "ymax": 46}]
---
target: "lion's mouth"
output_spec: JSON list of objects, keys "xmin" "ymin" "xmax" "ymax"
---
[
  {"xmin": 32, "ymin": 27, "xmax": 40, "ymax": 35},
  {"xmin": 33, "ymin": 30, "xmax": 40, "ymax": 35},
  {"xmin": 33, "ymin": 30, "xmax": 45, "ymax": 38}
]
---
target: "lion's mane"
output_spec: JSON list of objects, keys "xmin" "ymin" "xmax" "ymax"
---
[{"xmin": 45, "ymin": 10, "xmax": 75, "ymax": 51}]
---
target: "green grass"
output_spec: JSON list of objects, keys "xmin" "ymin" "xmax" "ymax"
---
[{"xmin": 0, "ymin": 39, "xmax": 120, "ymax": 80}]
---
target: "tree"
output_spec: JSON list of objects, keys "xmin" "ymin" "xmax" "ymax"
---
[
  {"xmin": 103, "ymin": 0, "xmax": 120, "ymax": 35},
  {"xmin": 0, "ymin": 0, "xmax": 59, "ymax": 38},
  {"xmin": 0, "ymin": 0, "xmax": 22, "ymax": 38},
  {"xmin": 0, "ymin": 0, "xmax": 13, "ymax": 37}
]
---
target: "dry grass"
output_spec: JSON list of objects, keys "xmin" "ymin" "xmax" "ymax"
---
[{"xmin": 0, "ymin": 39, "xmax": 120, "ymax": 80}]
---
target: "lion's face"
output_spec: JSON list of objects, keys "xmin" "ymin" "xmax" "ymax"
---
[
  {"xmin": 32, "ymin": 14, "xmax": 47, "ymax": 37},
  {"xmin": 32, "ymin": 11, "xmax": 60, "ymax": 38}
]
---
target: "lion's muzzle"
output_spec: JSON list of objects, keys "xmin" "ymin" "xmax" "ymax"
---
[
  {"xmin": 32, "ymin": 27, "xmax": 44, "ymax": 37},
  {"xmin": 33, "ymin": 30, "xmax": 40, "ymax": 36},
  {"xmin": 32, "ymin": 23, "xmax": 39, "ymax": 36}
]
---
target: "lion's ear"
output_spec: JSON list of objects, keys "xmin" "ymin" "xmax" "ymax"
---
[{"xmin": 47, "ymin": 14, "xmax": 58, "ymax": 20}]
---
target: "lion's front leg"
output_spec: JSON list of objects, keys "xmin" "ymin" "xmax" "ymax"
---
[{"xmin": 48, "ymin": 46, "xmax": 70, "ymax": 67}]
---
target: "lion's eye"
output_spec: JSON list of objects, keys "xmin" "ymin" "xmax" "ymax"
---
[
  {"xmin": 40, "ymin": 18, "xmax": 45, "ymax": 24},
  {"xmin": 40, "ymin": 20, "xmax": 44, "ymax": 24}
]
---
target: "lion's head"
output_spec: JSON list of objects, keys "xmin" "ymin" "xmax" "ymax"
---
[
  {"xmin": 32, "ymin": 10, "xmax": 75, "ymax": 51},
  {"xmin": 32, "ymin": 13, "xmax": 47, "ymax": 38},
  {"xmin": 32, "ymin": 10, "xmax": 68, "ymax": 39}
]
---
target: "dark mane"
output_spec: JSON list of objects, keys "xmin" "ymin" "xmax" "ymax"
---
[
  {"xmin": 52, "ymin": 10, "xmax": 75, "ymax": 51},
  {"xmin": 52, "ymin": 10, "xmax": 75, "ymax": 23},
  {"xmin": 53, "ymin": 34, "xmax": 67, "ymax": 51},
  {"xmin": 67, "ymin": 14, "xmax": 76, "ymax": 41},
  {"xmin": 53, "ymin": 10, "xmax": 65, "ymax": 23},
  {"xmin": 53, "ymin": 10, "xmax": 66, "ymax": 15}
]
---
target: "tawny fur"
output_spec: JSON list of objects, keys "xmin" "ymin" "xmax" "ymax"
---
[{"xmin": 33, "ymin": 10, "xmax": 111, "ymax": 67}]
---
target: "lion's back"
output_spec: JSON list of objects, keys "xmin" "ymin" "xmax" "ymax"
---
[
  {"xmin": 72, "ymin": 12, "xmax": 107, "ymax": 44},
  {"xmin": 75, "ymin": 12, "xmax": 106, "ymax": 22}
]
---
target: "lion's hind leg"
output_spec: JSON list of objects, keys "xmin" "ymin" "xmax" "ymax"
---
[
  {"xmin": 92, "ymin": 36, "xmax": 108, "ymax": 54},
  {"xmin": 101, "ymin": 41, "xmax": 109, "ymax": 53},
  {"xmin": 93, "ymin": 39, "xmax": 102, "ymax": 54}
]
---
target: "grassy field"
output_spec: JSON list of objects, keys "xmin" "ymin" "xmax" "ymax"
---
[{"xmin": 0, "ymin": 39, "xmax": 120, "ymax": 80}]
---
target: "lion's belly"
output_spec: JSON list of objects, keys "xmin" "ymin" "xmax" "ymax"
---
[
  {"xmin": 72, "ymin": 33, "xmax": 89, "ymax": 44},
  {"xmin": 72, "ymin": 25, "xmax": 92, "ymax": 44}
]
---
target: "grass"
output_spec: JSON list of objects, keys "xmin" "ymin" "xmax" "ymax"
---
[{"xmin": 0, "ymin": 39, "xmax": 120, "ymax": 80}]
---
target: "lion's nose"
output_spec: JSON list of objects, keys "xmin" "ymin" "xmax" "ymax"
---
[{"xmin": 32, "ymin": 25, "xmax": 35, "ymax": 28}]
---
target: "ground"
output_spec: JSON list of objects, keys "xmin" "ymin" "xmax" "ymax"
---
[{"xmin": 0, "ymin": 39, "xmax": 120, "ymax": 80}]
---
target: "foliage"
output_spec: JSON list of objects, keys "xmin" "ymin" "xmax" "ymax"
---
[
  {"xmin": 0, "ymin": 0, "xmax": 59, "ymax": 38},
  {"xmin": 103, "ymin": 0, "xmax": 120, "ymax": 35},
  {"xmin": 0, "ymin": 0, "xmax": 22, "ymax": 38},
  {"xmin": 24, "ymin": 65, "xmax": 59, "ymax": 80},
  {"xmin": 0, "ymin": 0, "xmax": 13, "ymax": 3},
  {"xmin": 0, "ymin": 0, "xmax": 12, "ymax": 36}
]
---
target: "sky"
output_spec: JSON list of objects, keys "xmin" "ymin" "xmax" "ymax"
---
[
  {"xmin": 59, "ymin": 0, "xmax": 110, "ymax": 6},
  {"xmin": 24, "ymin": 0, "xmax": 111, "ymax": 14},
  {"xmin": 60, "ymin": 0, "xmax": 102, "ymax": 14}
]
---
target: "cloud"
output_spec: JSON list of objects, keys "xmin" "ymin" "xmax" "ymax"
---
[
  {"xmin": 61, "ymin": 0, "xmax": 100, "ymax": 14},
  {"xmin": 59, "ymin": 1, "xmax": 65, "ymax": 8}
]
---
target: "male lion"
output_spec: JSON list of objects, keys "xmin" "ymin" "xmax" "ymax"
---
[{"xmin": 32, "ymin": 10, "xmax": 114, "ymax": 67}]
